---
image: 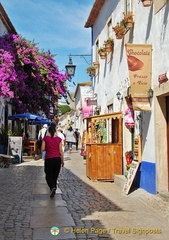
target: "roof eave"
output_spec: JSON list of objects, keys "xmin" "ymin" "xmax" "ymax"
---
[
  {"xmin": 0, "ymin": 3, "xmax": 17, "ymax": 34},
  {"xmin": 84, "ymin": 0, "xmax": 105, "ymax": 28}
]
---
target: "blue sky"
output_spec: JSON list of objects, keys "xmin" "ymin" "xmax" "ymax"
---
[{"xmin": 1, "ymin": 0, "xmax": 93, "ymax": 92}]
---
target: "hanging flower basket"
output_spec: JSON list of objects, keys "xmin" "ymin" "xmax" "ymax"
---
[
  {"xmin": 98, "ymin": 47, "xmax": 107, "ymax": 59},
  {"xmin": 122, "ymin": 12, "xmax": 134, "ymax": 29},
  {"xmin": 100, "ymin": 53, "xmax": 106, "ymax": 59},
  {"xmin": 125, "ymin": 21, "xmax": 133, "ymax": 29},
  {"xmin": 141, "ymin": 0, "xmax": 152, "ymax": 7},
  {"xmin": 116, "ymin": 34, "xmax": 124, "ymax": 39},
  {"xmin": 112, "ymin": 22, "xmax": 126, "ymax": 39},
  {"xmin": 93, "ymin": 61, "xmax": 100, "ymax": 68},
  {"xmin": 105, "ymin": 43, "xmax": 113, "ymax": 52},
  {"xmin": 104, "ymin": 38, "xmax": 114, "ymax": 52},
  {"xmin": 86, "ymin": 66, "xmax": 95, "ymax": 76}
]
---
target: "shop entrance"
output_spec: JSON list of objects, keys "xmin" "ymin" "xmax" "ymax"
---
[{"xmin": 85, "ymin": 112, "xmax": 123, "ymax": 181}]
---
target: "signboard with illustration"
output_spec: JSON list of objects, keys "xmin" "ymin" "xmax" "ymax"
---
[
  {"xmin": 125, "ymin": 44, "xmax": 152, "ymax": 111},
  {"xmin": 81, "ymin": 87, "xmax": 93, "ymax": 118},
  {"xmin": 7, "ymin": 137, "xmax": 22, "ymax": 163},
  {"xmin": 123, "ymin": 161, "xmax": 140, "ymax": 195}
]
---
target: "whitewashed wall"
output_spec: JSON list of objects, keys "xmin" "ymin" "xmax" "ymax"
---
[
  {"xmin": 0, "ymin": 21, "xmax": 12, "ymax": 128},
  {"xmin": 90, "ymin": 0, "xmax": 169, "ymax": 193}
]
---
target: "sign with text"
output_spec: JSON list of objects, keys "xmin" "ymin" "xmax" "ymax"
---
[
  {"xmin": 7, "ymin": 137, "xmax": 22, "ymax": 163},
  {"xmin": 123, "ymin": 161, "xmax": 140, "ymax": 195},
  {"xmin": 86, "ymin": 99, "xmax": 97, "ymax": 106},
  {"xmin": 81, "ymin": 87, "xmax": 93, "ymax": 118},
  {"xmin": 125, "ymin": 44, "xmax": 152, "ymax": 111}
]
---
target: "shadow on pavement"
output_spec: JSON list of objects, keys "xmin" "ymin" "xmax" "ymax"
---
[{"xmin": 59, "ymin": 164, "xmax": 126, "ymax": 239}]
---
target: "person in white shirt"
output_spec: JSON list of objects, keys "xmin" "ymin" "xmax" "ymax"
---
[
  {"xmin": 38, "ymin": 124, "xmax": 48, "ymax": 160},
  {"xmin": 56, "ymin": 129, "xmax": 65, "ymax": 152},
  {"xmin": 65, "ymin": 126, "xmax": 76, "ymax": 153}
]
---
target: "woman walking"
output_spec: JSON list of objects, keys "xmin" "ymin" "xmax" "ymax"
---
[
  {"xmin": 41, "ymin": 126, "xmax": 64, "ymax": 198},
  {"xmin": 65, "ymin": 126, "xmax": 76, "ymax": 153}
]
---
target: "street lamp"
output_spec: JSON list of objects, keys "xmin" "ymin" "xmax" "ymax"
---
[
  {"xmin": 147, "ymin": 88, "xmax": 154, "ymax": 98},
  {"xmin": 65, "ymin": 56, "xmax": 76, "ymax": 77},
  {"xmin": 116, "ymin": 91, "xmax": 123, "ymax": 101}
]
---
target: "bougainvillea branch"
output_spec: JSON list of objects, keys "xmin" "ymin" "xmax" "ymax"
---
[{"xmin": 0, "ymin": 34, "xmax": 69, "ymax": 117}]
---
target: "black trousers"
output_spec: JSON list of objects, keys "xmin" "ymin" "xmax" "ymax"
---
[
  {"xmin": 44, "ymin": 157, "xmax": 61, "ymax": 191},
  {"xmin": 76, "ymin": 140, "xmax": 79, "ymax": 150}
]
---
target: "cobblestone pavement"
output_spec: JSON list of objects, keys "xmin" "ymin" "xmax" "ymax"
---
[
  {"xmin": 58, "ymin": 151, "xmax": 169, "ymax": 240},
  {"xmin": 0, "ymin": 151, "xmax": 169, "ymax": 240},
  {"xmin": 0, "ymin": 165, "xmax": 41, "ymax": 240}
]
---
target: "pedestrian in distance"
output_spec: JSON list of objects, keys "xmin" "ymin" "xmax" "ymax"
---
[
  {"xmin": 41, "ymin": 126, "xmax": 64, "ymax": 198},
  {"xmin": 56, "ymin": 128, "xmax": 66, "ymax": 152},
  {"xmin": 74, "ymin": 128, "xmax": 81, "ymax": 150},
  {"xmin": 38, "ymin": 124, "xmax": 48, "ymax": 160},
  {"xmin": 65, "ymin": 126, "xmax": 76, "ymax": 153}
]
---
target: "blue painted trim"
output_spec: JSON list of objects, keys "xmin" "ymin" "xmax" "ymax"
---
[{"xmin": 136, "ymin": 161, "xmax": 156, "ymax": 195}]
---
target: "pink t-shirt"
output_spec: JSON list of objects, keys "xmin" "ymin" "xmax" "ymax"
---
[{"xmin": 43, "ymin": 136, "xmax": 62, "ymax": 159}]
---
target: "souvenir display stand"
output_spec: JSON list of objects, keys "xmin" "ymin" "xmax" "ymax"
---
[{"xmin": 85, "ymin": 112, "xmax": 123, "ymax": 181}]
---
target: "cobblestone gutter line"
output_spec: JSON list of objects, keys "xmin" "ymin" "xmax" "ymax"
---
[
  {"xmin": 0, "ymin": 166, "xmax": 41, "ymax": 240},
  {"xmin": 59, "ymin": 167, "xmax": 120, "ymax": 240}
]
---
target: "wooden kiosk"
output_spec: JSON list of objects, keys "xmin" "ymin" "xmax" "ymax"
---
[{"xmin": 85, "ymin": 112, "xmax": 123, "ymax": 181}]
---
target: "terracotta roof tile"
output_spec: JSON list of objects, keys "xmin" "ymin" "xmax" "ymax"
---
[{"xmin": 84, "ymin": 0, "xmax": 105, "ymax": 28}]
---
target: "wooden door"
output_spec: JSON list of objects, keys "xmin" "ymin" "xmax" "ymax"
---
[
  {"xmin": 97, "ymin": 145, "xmax": 115, "ymax": 180},
  {"xmin": 97, "ymin": 144, "xmax": 122, "ymax": 180}
]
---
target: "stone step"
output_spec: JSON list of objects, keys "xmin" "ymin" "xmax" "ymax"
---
[{"xmin": 114, "ymin": 174, "xmax": 126, "ymax": 189}]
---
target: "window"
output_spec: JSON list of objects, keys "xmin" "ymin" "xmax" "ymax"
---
[
  {"xmin": 108, "ymin": 104, "xmax": 113, "ymax": 113},
  {"xmin": 107, "ymin": 19, "xmax": 112, "ymax": 39},
  {"xmin": 95, "ymin": 40, "xmax": 99, "ymax": 62},
  {"xmin": 112, "ymin": 118, "xmax": 119, "ymax": 143}
]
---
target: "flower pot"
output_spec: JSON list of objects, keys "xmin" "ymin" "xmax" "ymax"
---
[
  {"xmin": 89, "ymin": 70, "xmax": 95, "ymax": 75},
  {"xmin": 93, "ymin": 61, "xmax": 100, "ymax": 68},
  {"xmin": 142, "ymin": 0, "xmax": 152, "ymax": 7},
  {"xmin": 105, "ymin": 44, "xmax": 113, "ymax": 52},
  {"xmin": 99, "ymin": 52, "xmax": 106, "ymax": 59},
  {"xmin": 125, "ymin": 21, "xmax": 133, "ymax": 29},
  {"xmin": 116, "ymin": 34, "xmax": 124, "ymax": 39}
]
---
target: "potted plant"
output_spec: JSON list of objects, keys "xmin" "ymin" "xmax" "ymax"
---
[
  {"xmin": 112, "ymin": 21, "xmax": 126, "ymax": 39},
  {"xmin": 122, "ymin": 11, "xmax": 134, "ymax": 29},
  {"xmin": 86, "ymin": 66, "xmax": 96, "ymax": 76},
  {"xmin": 141, "ymin": 0, "xmax": 152, "ymax": 7},
  {"xmin": 93, "ymin": 61, "xmax": 100, "ymax": 68},
  {"xmin": 98, "ymin": 47, "xmax": 107, "ymax": 59},
  {"xmin": 0, "ymin": 126, "xmax": 22, "ymax": 154},
  {"xmin": 104, "ymin": 38, "xmax": 114, "ymax": 52}
]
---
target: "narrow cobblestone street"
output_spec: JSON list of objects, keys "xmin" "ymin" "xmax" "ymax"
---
[{"xmin": 0, "ymin": 150, "xmax": 169, "ymax": 240}]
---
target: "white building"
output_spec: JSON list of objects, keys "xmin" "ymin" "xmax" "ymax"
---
[
  {"xmin": 0, "ymin": 3, "xmax": 17, "ymax": 129},
  {"xmin": 85, "ymin": 0, "xmax": 169, "ymax": 194}
]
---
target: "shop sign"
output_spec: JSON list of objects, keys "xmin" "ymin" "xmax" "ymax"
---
[
  {"xmin": 86, "ymin": 99, "xmax": 97, "ymax": 106},
  {"xmin": 123, "ymin": 161, "xmax": 140, "ymax": 195},
  {"xmin": 125, "ymin": 44, "xmax": 152, "ymax": 111},
  {"xmin": 81, "ymin": 88, "xmax": 93, "ymax": 118},
  {"xmin": 7, "ymin": 137, "xmax": 22, "ymax": 163}
]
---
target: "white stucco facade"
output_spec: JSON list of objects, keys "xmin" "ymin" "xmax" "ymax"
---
[
  {"xmin": 0, "ymin": 4, "xmax": 17, "ymax": 130},
  {"xmin": 85, "ymin": 0, "xmax": 169, "ymax": 194}
]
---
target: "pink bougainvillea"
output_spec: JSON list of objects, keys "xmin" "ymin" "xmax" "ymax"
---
[{"xmin": 0, "ymin": 34, "xmax": 69, "ymax": 117}]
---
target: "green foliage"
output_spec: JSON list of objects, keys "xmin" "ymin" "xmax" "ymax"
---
[
  {"xmin": 58, "ymin": 105, "xmax": 71, "ymax": 115},
  {"xmin": 0, "ymin": 126, "xmax": 23, "ymax": 146}
]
